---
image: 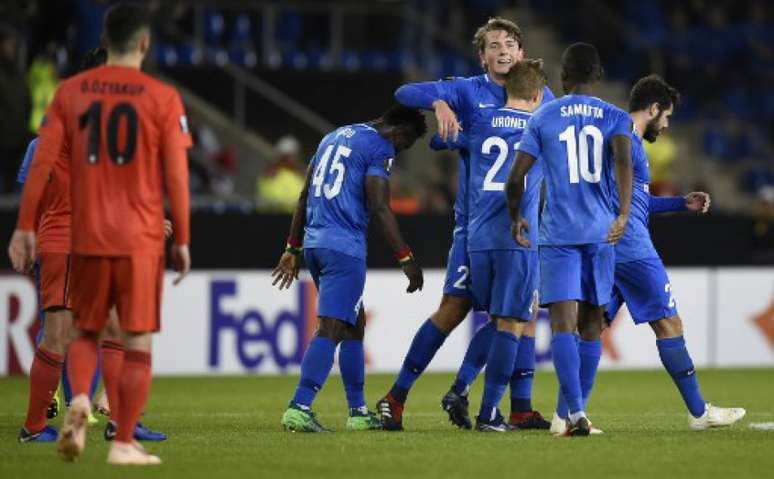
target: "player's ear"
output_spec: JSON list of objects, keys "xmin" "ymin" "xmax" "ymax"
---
[{"xmin": 649, "ymin": 102, "xmax": 660, "ymax": 119}]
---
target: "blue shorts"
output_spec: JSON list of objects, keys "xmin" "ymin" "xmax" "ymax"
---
[
  {"xmin": 539, "ymin": 243, "xmax": 615, "ymax": 307},
  {"xmin": 304, "ymin": 248, "xmax": 365, "ymax": 325},
  {"xmin": 442, "ymin": 225, "xmax": 472, "ymax": 299},
  {"xmin": 606, "ymin": 257, "xmax": 678, "ymax": 324},
  {"xmin": 469, "ymin": 249, "xmax": 538, "ymax": 320}
]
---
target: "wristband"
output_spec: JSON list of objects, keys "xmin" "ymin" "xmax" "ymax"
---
[
  {"xmin": 287, "ymin": 236, "xmax": 302, "ymax": 248},
  {"xmin": 395, "ymin": 245, "xmax": 413, "ymax": 265},
  {"xmin": 285, "ymin": 241, "xmax": 302, "ymax": 256}
]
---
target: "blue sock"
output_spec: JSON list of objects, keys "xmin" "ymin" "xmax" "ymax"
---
[
  {"xmin": 657, "ymin": 336, "xmax": 706, "ymax": 417},
  {"xmin": 453, "ymin": 320, "xmax": 496, "ymax": 396},
  {"xmin": 62, "ymin": 357, "xmax": 73, "ymax": 404},
  {"xmin": 478, "ymin": 331, "xmax": 519, "ymax": 421},
  {"xmin": 339, "ymin": 340, "xmax": 366, "ymax": 409},
  {"xmin": 390, "ymin": 319, "xmax": 446, "ymax": 403},
  {"xmin": 90, "ymin": 364, "xmax": 101, "ymax": 400},
  {"xmin": 579, "ymin": 339, "xmax": 602, "ymax": 408},
  {"xmin": 552, "ymin": 332, "xmax": 583, "ymax": 414},
  {"xmin": 554, "ymin": 335, "xmax": 579, "ymax": 419},
  {"xmin": 510, "ymin": 335, "xmax": 535, "ymax": 412},
  {"xmin": 291, "ymin": 337, "xmax": 337, "ymax": 408}
]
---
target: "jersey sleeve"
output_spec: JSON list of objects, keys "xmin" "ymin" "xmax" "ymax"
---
[
  {"xmin": 394, "ymin": 78, "xmax": 469, "ymax": 113},
  {"xmin": 610, "ymin": 107, "xmax": 633, "ymax": 138},
  {"xmin": 17, "ymin": 91, "xmax": 67, "ymax": 231},
  {"xmin": 517, "ymin": 115, "xmax": 542, "ymax": 160},
  {"xmin": 365, "ymin": 142, "xmax": 393, "ymax": 179},
  {"xmin": 429, "ymin": 131, "xmax": 467, "ymax": 151},
  {"xmin": 649, "ymin": 195, "xmax": 688, "ymax": 214},
  {"xmin": 160, "ymin": 89, "xmax": 192, "ymax": 245}
]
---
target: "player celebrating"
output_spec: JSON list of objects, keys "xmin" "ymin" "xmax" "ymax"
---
[
  {"xmin": 550, "ymin": 74, "xmax": 746, "ymax": 434},
  {"xmin": 507, "ymin": 42, "xmax": 633, "ymax": 437},
  {"xmin": 272, "ymin": 105, "xmax": 426, "ymax": 433},
  {"xmin": 9, "ymin": 3, "xmax": 191, "ymax": 465},
  {"xmin": 377, "ymin": 17, "xmax": 554, "ymax": 431}
]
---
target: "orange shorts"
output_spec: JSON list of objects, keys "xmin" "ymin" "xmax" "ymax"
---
[
  {"xmin": 38, "ymin": 252, "xmax": 72, "ymax": 310},
  {"xmin": 69, "ymin": 255, "xmax": 164, "ymax": 333}
]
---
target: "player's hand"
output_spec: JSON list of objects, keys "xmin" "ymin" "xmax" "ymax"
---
[
  {"xmin": 164, "ymin": 219, "xmax": 173, "ymax": 239},
  {"xmin": 171, "ymin": 244, "xmax": 191, "ymax": 285},
  {"xmin": 432, "ymin": 100, "xmax": 462, "ymax": 142},
  {"xmin": 8, "ymin": 229, "xmax": 36, "ymax": 274},
  {"xmin": 272, "ymin": 252, "xmax": 300, "ymax": 290},
  {"xmin": 511, "ymin": 217, "xmax": 531, "ymax": 248},
  {"xmin": 401, "ymin": 259, "xmax": 423, "ymax": 293},
  {"xmin": 607, "ymin": 214, "xmax": 629, "ymax": 244},
  {"xmin": 684, "ymin": 191, "xmax": 711, "ymax": 214}
]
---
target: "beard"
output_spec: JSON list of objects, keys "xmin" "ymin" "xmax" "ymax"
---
[{"xmin": 643, "ymin": 115, "xmax": 663, "ymax": 143}]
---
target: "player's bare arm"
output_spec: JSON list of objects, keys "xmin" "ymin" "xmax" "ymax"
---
[
  {"xmin": 506, "ymin": 151, "xmax": 537, "ymax": 248},
  {"xmin": 272, "ymin": 162, "xmax": 312, "ymax": 290},
  {"xmin": 608, "ymin": 134, "xmax": 633, "ymax": 244},
  {"xmin": 432, "ymin": 99, "xmax": 462, "ymax": 142},
  {"xmin": 365, "ymin": 175, "xmax": 423, "ymax": 293},
  {"xmin": 685, "ymin": 192, "xmax": 711, "ymax": 213}
]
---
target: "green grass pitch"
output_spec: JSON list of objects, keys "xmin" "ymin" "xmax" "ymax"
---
[{"xmin": 1, "ymin": 369, "xmax": 773, "ymax": 478}]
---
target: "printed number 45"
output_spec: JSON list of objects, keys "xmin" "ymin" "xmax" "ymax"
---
[{"xmin": 312, "ymin": 144, "xmax": 350, "ymax": 199}]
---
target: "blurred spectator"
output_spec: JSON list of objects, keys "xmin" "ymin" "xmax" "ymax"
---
[
  {"xmin": 27, "ymin": 44, "xmax": 58, "ymax": 134},
  {"xmin": 420, "ymin": 153, "xmax": 456, "ymax": 213},
  {"xmin": 188, "ymin": 110, "xmax": 237, "ymax": 196},
  {"xmin": 388, "ymin": 168, "xmax": 421, "ymax": 215},
  {"xmin": 256, "ymin": 135, "xmax": 306, "ymax": 212},
  {"xmin": 644, "ymin": 131, "xmax": 679, "ymax": 196},
  {"xmin": 0, "ymin": 24, "xmax": 31, "ymax": 192}
]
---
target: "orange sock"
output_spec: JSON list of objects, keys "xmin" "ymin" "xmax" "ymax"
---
[
  {"xmin": 100, "ymin": 340, "xmax": 124, "ymax": 421},
  {"xmin": 116, "ymin": 350, "xmax": 152, "ymax": 443},
  {"xmin": 67, "ymin": 336, "xmax": 99, "ymax": 397},
  {"xmin": 23, "ymin": 347, "xmax": 63, "ymax": 432}
]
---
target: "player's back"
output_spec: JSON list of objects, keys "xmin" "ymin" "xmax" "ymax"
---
[
  {"xmin": 56, "ymin": 65, "xmax": 190, "ymax": 256},
  {"xmin": 522, "ymin": 94, "xmax": 631, "ymax": 245},
  {"xmin": 467, "ymin": 107, "xmax": 542, "ymax": 251},
  {"xmin": 304, "ymin": 123, "xmax": 394, "ymax": 259},
  {"xmin": 611, "ymin": 132, "xmax": 658, "ymax": 262}
]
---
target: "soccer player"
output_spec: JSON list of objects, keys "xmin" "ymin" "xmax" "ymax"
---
[
  {"xmin": 377, "ymin": 17, "xmax": 554, "ymax": 431},
  {"xmin": 272, "ymin": 105, "xmax": 427, "ymax": 433},
  {"xmin": 550, "ymin": 74, "xmax": 746, "ymax": 434},
  {"xmin": 507, "ymin": 42, "xmax": 634, "ymax": 437},
  {"xmin": 15, "ymin": 46, "xmax": 166, "ymax": 445},
  {"xmin": 9, "ymin": 3, "xmax": 191, "ymax": 465}
]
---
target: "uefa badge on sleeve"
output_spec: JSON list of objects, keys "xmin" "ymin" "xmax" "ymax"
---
[
  {"xmin": 179, "ymin": 115, "xmax": 190, "ymax": 134},
  {"xmin": 384, "ymin": 157, "xmax": 394, "ymax": 173}
]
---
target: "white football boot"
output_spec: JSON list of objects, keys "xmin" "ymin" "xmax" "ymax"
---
[
  {"xmin": 689, "ymin": 403, "xmax": 746, "ymax": 431},
  {"xmin": 550, "ymin": 412, "xmax": 604, "ymax": 436},
  {"xmin": 57, "ymin": 394, "xmax": 91, "ymax": 462}
]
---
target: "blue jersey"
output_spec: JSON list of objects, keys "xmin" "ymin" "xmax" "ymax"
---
[
  {"xmin": 464, "ymin": 107, "xmax": 542, "ymax": 251},
  {"xmin": 396, "ymin": 75, "xmax": 555, "ymax": 225},
  {"xmin": 17, "ymin": 138, "xmax": 38, "ymax": 185},
  {"xmin": 518, "ymin": 94, "xmax": 631, "ymax": 245},
  {"xmin": 611, "ymin": 132, "xmax": 659, "ymax": 263},
  {"xmin": 303, "ymin": 123, "xmax": 394, "ymax": 259}
]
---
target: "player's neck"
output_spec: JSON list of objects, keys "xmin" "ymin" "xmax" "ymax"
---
[
  {"xmin": 630, "ymin": 112, "xmax": 648, "ymax": 139},
  {"xmin": 505, "ymin": 97, "xmax": 536, "ymax": 112},
  {"xmin": 106, "ymin": 52, "xmax": 143, "ymax": 69},
  {"xmin": 566, "ymin": 83, "xmax": 595, "ymax": 96},
  {"xmin": 489, "ymin": 72, "xmax": 507, "ymax": 87}
]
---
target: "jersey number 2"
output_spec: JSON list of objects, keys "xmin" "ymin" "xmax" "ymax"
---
[
  {"xmin": 481, "ymin": 136, "xmax": 522, "ymax": 191},
  {"xmin": 79, "ymin": 101, "xmax": 138, "ymax": 165},
  {"xmin": 312, "ymin": 144, "xmax": 350, "ymax": 199},
  {"xmin": 559, "ymin": 125, "xmax": 603, "ymax": 184}
]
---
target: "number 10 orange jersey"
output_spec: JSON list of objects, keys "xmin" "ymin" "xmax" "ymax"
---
[{"xmin": 18, "ymin": 65, "xmax": 192, "ymax": 255}]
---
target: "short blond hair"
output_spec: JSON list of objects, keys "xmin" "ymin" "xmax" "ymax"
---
[
  {"xmin": 505, "ymin": 58, "xmax": 547, "ymax": 101},
  {"xmin": 472, "ymin": 17, "xmax": 524, "ymax": 52}
]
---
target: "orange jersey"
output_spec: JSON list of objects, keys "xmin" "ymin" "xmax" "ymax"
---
[
  {"xmin": 18, "ymin": 65, "xmax": 191, "ymax": 255},
  {"xmin": 36, "ymin": 147, "xmax": 71, "ymax": 254}
]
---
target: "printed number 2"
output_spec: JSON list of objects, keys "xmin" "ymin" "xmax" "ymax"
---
[
  {"xmin": 78, "ymin": 101, "xmax": 138, "ymax": 165},
  {"xmin": 312, "ymin": 144, "xmax": 350, "ymax": 199},
  {"xmin": 665, "ymin": 283, "xmax": 676, "ymax": 308},
  {"xmin": 481, "ymin": 136, "xmax": 522, "ymax": 191},
  {"xmin": 558, "ymin": 125, "xmax": 603, "ymax": 184},
  {"xmin": 453, "ymin": 265, "xmax": 469, "ymax": 290}
]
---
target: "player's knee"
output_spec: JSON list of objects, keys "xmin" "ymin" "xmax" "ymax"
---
[
  {"xmin": 316, "ymin": 317, "xmax": 350, "ymax": 343},
  {"xmin": 522, "ymin": 319, "xmax": 537, "ymax": 338},
  {"xmin": 494, "ymin": 316, "xmax": 525, "ymax": 335},
  {"xmin": 650, "ymin": 315, "xmax": 684, "ymax": 339},
  {"xmin": 431, "ymin": 295, "xmax": 472, "ymax": 334},
  {"xmin": 122, "ymin": 332, "xmax": 152, "ymax": 352}
]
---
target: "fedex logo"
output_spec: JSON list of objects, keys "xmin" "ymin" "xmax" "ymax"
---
[
  {"xmin": 0, "ymin": 276, "xmax": 40, "ymax": 376},
  {"xmin": 208, "ymin": 279, "xmax": 317, "ymax": 372}
]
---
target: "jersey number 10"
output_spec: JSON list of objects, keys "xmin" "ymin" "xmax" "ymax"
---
[
  {"xmin": 78, "ymin": 101, "xmax": 138, "ymax": 165},
  {"xmin": 559, "ymin": 125, "xmax": 603, "ymax": 184},
  {"xmin": 312, "ymin": 144, "xmax": 350, "ymax": 199}
]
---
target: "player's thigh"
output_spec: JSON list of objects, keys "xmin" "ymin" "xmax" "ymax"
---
[
  {"xmin": 614, "ymin": 258, "xmax": 677, "ymax": 324},
  {"xmin": 442, "ymin": 228, "xmax": 472, "ymax": 300},
  {"xmin": 490, "ymin": 249, "xmax": 538, "ymax": 322},
  {"xmin": 69, "ymin": 255, "xmax": 112, "ymax": 333},
  {"xmin": 313, "ymin": 248, "xmax": 366, "ymax": 326},
  {"xmin": 579, "ymin": 243, "xmax": 615, "ymax": 306},
  {"xmin": 38, "ymin": 252, "xmax": 72, "ymax": 311},
  {"xmin": 539, "ymin": 245, "xmax": 582, "ymax": 306},
  {"xmin": 468, "ymin": 251, "xmax": 494, "ymax": 314},
  {"xmin": 113, "ymin": 255, "xmax": 165, "ymax": 333}
]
